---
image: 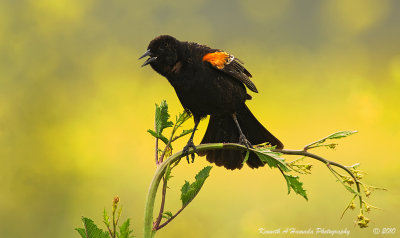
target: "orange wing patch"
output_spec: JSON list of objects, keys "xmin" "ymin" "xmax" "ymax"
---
[{"xmin": 202, "ymin": 52, "xmax": 234, "ymax": 69}]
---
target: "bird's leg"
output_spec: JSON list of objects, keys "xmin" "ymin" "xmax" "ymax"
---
[
  {"xmin": 232, "ymin": 113, "xmax": 253, "ymax": 149},
  {"xmin": 183, "ymin": 116, "xmax": 200, "ymax": 163}
]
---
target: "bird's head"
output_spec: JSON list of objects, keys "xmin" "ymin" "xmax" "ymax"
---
[{"xmin": 139, "ymin": 35, "xmax": 180, "ymax": 75}]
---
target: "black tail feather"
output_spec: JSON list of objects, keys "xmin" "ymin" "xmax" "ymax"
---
[{"xmin": 198, "ymin": 105, "xmax": 283, "ymax": 170}]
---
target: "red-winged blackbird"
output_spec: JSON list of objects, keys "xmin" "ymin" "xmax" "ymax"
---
[{"xmin": 140, "ymin": 35, "xmax": 283, "ymax": 170}]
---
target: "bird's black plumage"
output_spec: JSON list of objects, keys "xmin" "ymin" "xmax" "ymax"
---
[{"xmin": 140, "ymin": 35, "xmax": 283, "ymax": 170}]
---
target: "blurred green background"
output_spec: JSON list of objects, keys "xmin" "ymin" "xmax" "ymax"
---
[{"xmin": 1, "ymin": 0, "xmax": 399, "ymax": 237}]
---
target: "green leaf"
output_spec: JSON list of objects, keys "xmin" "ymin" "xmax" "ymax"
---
[
  {"xmin": 343, "ymin": 184, "xmax": 358, "ymax": 195},
  {"xmin": 117, "ymin": 219, "xmax": 134, "ymax": 238},
  {"xmin": 242, "ymin": 150, "xmax": 250, "ymax": 165},
  {"xmin": 162, "ymin": 211, "xmax": 173, "ymax": 219},
  {"xmin": 116, "ymin": 207, "xmax": 122, "ymax": 226},
  {"xmin": 177, "ymin": 129, "xmax": 194, "ymax": 138},
  {"xmin": 103, "ymin": 209, "xmax": 110, "ymax": 227},
  {"xmin": 254, "ymin": 150, "xmax": 290, "ymax": 172},
  {"xmin": 349, "ymin": 163, "xmax": 360, "ymax": 169},
  {"xmin": 171, "ymin": 111, "xmax": 193, "ymax": 141},
  {"xmin": 307, "ymin": 130, "xmax": 357, "ymax": 150},
  {"xmin": 147, "ymin": 129, "xmax": 170, "ymax": 145},
  {"xmin": 75, "ymin": 217, "xmax": 110, "ymax": 238},
  {"xmin": 76, "ymin": 228, "xmax": 86, "ymax": 238},
  {"xmin": 175, "ymin": 111, "xmax": 191, "ymax": 127},
  {"xmin": 155, "ymin": 100, "xmax": 173, "ymax": 135},
  {"xmin": 181, "ymin": 166, "xmax": 212, "ymax": 207},
  {"xmin": 181, "ymin": 181, "xmax": 190, "ymax": 203},
  {"xmin": 164, "ymin": 165, "xmax": 173, "ymax": 182},
  {"xmin": 326, "ymin": 131, "xmax": 358, "ymax": 140},
  {"xmin": 283, "ymin": 174, "xmax": 308, "ymax": 201}
]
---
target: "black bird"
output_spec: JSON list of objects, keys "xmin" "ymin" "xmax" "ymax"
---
[{"xmin": 139, "ymin": 35, "xmax": 283, "ymax": 170}]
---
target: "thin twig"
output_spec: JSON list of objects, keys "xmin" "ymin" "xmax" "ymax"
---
[
  {"xmin": 153, "ymin": 167, "xmax": 170, "ymax": 229},
  {"xmin": 155, "ymin": 205, "xmax": 186, "ymax": 230},
  {"xmin": 341, "ymin": 195, "xmax": 357, "ymax": 219},
  {"xmin": 155, "ymin": 138, "xmax": 159, "ymax": 165},
  {"xmin": 106, "ymin": 226, "xmax": 113, "ymax": 238}
]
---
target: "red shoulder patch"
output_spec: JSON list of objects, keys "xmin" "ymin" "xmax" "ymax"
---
[{"xmin": 202, "ymin": 52, "xmax": 231, "ymax": 69}]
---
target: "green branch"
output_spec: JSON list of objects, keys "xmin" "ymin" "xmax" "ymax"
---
[{"xmin": 143, "ymin": 141, "xmax": 371, "ymax": 237}]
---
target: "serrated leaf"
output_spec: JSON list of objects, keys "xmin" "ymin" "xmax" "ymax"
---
[
  {"xmin": 181, "ymin": 166, "xmax": 212, "ymax": 206},
  {"xmin": 147, "ymin": 129, "xmax": 170, "ymax": 146},
  {"xmin": 326, "ymin": 131, "xmax": 358, "ymax": 140},
  {"xmin": 75, "ymin": 217, "xmax": 110, "ymax": 238},
  {"xmin": 283, "ymin": 174, "xmax": 308, "ymax": 201},
  {"xmin": 181, "ymin": 181, "xmax": 190, "ymax": 201},
  {"xmin": 117, "ymin": 219, "xmax": 134, "ymax": 238},
  {"xmin": 175, "ymin": 111, "xmax": 191, "ymax": 126},
  {"xmin": 254, "ymin": 150, "xmax": 290, "ymax": 172},
  {"xmin": 155, "ymin": 100, "xmax": 173, "ymax": 134}
]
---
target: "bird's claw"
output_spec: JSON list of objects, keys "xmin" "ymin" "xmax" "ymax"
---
[
  {"xmin": 183, "ymin": 140, "xmax": 198, "ymax": 163},
  {"xmin": 239, "ymin": 134, "xmax": 253, "ymax": 149}
]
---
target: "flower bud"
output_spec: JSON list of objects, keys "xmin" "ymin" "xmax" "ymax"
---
[{"xmin": 112, "ymin": 196, "xmax": 120, "ymax": 213}]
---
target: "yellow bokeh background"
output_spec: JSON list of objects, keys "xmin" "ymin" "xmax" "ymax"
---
[{"xmin": 1, "ymin": 1, "xmax": 399, "ymax": 237}]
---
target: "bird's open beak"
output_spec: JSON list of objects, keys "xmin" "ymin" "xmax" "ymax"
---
[{"xmin": 139, "ymin": 49, "xmax": 157, "ymax": 67}]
